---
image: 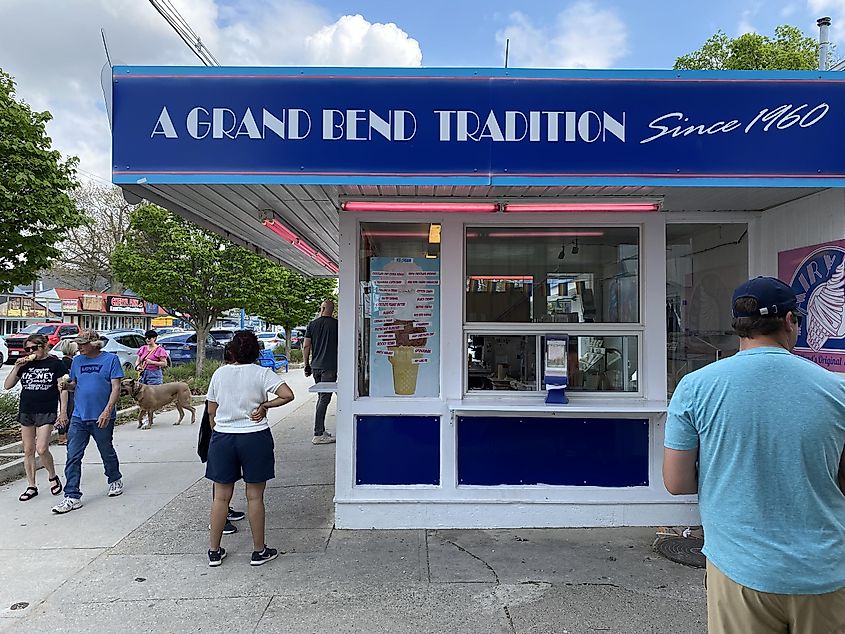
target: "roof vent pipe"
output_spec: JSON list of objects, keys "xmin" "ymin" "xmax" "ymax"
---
[{"xmin": 818, "ymin": 16, "xmax": 831, "ymax": 71}]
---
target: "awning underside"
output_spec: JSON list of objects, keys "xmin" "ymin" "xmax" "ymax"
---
[{"xmin": 121, "ymin": 183, "xmax": 825, "ymax": 277}]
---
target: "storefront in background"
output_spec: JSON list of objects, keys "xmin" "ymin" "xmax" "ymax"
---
[
  {"xmin": 112, "ymin": 67, "xmax": 845, "ymax": 528},
  {"xmin": 50, "ymin": 289, "xmax": 158, "ymax": 332},
  {"xmin": 0, "ymin": 294, "xmax": 50, "ymax": 336}
]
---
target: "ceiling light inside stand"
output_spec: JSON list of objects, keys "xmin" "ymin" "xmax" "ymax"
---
[
  {"xmin": 571, "ymin": 238, "xmax": 579, "ymax": 255},
  {"xmin": 557, "ymin": 245, "xmax": 566, "ymax": 260}
]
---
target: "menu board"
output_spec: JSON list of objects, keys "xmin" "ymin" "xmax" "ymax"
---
[{"xmin": 369, "ymin": 257, "xmax": 440, "ymax": 397}]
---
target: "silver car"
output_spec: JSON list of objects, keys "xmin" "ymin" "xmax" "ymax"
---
[{"xmin": 60, "ymin": 330, "xmax": 147, "ymax": 371}]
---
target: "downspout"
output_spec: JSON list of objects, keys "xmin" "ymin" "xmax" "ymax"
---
[{"xmin": 818, "ymin": 16, "xmax": 831, "ymax": 71}]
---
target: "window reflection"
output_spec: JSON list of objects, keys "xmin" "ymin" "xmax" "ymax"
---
[
  {"xmin": 466, "ymin": 335, "xmax": 537, "ymax": 391},
  {"xmin": 466, "ymin": 227, "xmax": 639, "ymax": 323},
  {"xmin": 540, "ymin": 336, "xmax": 639, "ymax": 393},
  {"xmin": 666, "ymin": 224, "xmax": 747, "ymax": 396}
]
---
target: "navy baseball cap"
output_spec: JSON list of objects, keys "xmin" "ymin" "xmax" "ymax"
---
[{"xmin": 731, "ymin": 276, "xmax": 806, "ymax": 318}]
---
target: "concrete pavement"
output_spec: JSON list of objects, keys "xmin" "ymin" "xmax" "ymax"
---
[{"xmin": 0, "ymin": 368, "xmax": 707, "ymax": 634}]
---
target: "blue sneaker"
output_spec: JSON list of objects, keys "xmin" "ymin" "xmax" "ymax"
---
[
  {"xmin": 208, "ymin": 547, "xmax": 226, "ymax": 567},
  {"xmin": 250, "ymin": 546, "xmax": 279, "ymax": 566}
]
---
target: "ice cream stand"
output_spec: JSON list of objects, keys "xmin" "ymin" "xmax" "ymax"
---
[{"xmin": 111, "ymin": 66, "xmax": 845, "ymax": 528}]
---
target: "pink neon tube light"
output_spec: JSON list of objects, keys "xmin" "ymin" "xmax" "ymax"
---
[
  {"xmin": 262, "ymin": 219, "xmax": 339, "ymax": 273},
  {"xmin": 504, "ymin": 202, "xmax": 659, "ymax": 212},
  {"xmin": 485, "ymin": 231, "xmax": 605, "ymax": 238},
  {"xmin": 343, "ymin": 201, "xmax": 498, "ymax": 213}
]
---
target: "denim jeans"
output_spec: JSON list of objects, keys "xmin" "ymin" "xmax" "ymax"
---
[
  {"xmin": 312, "ymin": 369, "xmax": 337, "ymax": 436},
  {"xmin": 139, "ymin": 369, "xmax": 163, "ymax": 385},
  {"xmin": 64, "ymin": 417, "xmax": 122, "ymax": 500}
]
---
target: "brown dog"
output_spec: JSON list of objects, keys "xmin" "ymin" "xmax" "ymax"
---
[{"xmin": 121, "ymin": 378, "xmax": 196, "ymax": 429}]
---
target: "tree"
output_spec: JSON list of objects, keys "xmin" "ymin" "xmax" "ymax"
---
[
  {"xmin": 674, "ymin": 25, "xmax": 820, "ymax": 71},
  {"xmin": 0, "ymin": 69, "xmax": 84, "ymax": 292},
  {"xmin": 251, "ymin": 265, "xmax": 336, "ymax": 357},
  {"xmin": 51, "ymin": 183, "xmax": 135, "ymax": 291},
  {"xmin": 112, "ymin": 204, "xmax": 272, "ymax": 376}
]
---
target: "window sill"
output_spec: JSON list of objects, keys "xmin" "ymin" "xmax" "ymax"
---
[{"xmin": 447, "ymin": 397, "xmax": 666, "ymax": 415}]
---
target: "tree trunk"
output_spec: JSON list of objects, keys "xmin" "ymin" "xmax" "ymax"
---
[
  {"xmin": 283, "ymin": 321, "xmax": 293, "ymax": 358},
  {"xmin": 195, "ymin": 317, "xmax": 214, "ymax": 379}
]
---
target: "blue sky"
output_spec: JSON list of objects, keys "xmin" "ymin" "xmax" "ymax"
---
[{"xmin": 311, "ymin": 0, "xmax": 825, "ymax": 68}]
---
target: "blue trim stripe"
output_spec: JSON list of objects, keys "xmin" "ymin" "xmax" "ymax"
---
[
  {"xmin": 113, "ymin": 173, "xmax": 845, "ymax": 188},
  {"xmin": 112, "ymin": 66, "xmax": 843, "ymax": 82}
]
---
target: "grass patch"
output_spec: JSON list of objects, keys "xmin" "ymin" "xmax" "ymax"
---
[
  {"xmin": 0, "ymin": 393, "xmax": 19, "ymax": 430},
  {"xmin": 164, "ymin": 361, "xmax": 222, "ymax": 395}
]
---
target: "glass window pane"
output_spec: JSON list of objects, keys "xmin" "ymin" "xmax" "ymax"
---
[
  {"xmin": 466, "ymin": 227, "xmax": 639, "ymax": 323},
  {"xmin": 466, "ymin": 335, "xmax": 537, "ymax": 391},
  {"xmin": 359, "ymin": 223, "xmax": 441, "ymax": 397},
  {"xmin": 540, "ymin": 335, "xmax": 639, "ymax": 392},
  {"xmin": 666, "ymin": 224, "xmax": 748, "ymax": 396}
]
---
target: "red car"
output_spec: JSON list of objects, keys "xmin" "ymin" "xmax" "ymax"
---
[{"xmin": 5, "ymin": 323, "xmax": 80, "ymax": 363}]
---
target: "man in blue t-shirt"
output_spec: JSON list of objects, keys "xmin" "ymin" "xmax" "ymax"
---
[
  {"xmin": 53, "ymin": 330, "xmax": 124, "ymax": 514},
  {"xmin": 664, "ymin": 276, "xmax": 845, "ymax": 633}
]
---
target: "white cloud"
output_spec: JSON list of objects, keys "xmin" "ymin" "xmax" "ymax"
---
[
  {"xmin": 738, "ymin": 12, "xmax": 757, "ymax": 35},
  {"xmin": 809, "ymin": 0, "xmax": 845, "ymax": 41},
  {"xmin": 495, "ymin": 3, "xmax": 628, "ymax": 69},
  {"xmin": 0, "ymin": 1, "xmax": 423, "ymax": 183},
  {"xmin": 736, "ymin": 3, "xmax": 764, "ymax": 35},
  {"xmin": 781, "ymin": 3, "xmax": 799, "ymax": 17},
  {"xmin": 306, "ymin": 15, "xmax": 422, "ymax": 66}
]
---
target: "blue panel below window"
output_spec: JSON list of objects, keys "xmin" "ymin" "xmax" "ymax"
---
[
  {"xmin": 458, "ymin": 416, "xmax": 648, "ymax": 487},
  {"xmin": 357, "ymin": 416, "xmax": 440, "ymax": 485}
]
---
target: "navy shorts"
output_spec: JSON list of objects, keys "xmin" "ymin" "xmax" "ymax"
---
[{"xmin": 205, "ymin": 428, "xmax": 275, "ymax": 484}]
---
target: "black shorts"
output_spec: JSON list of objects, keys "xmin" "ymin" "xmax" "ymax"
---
[
  {"xmin": 205, "ymin": 428, "xmax": 275, "ymax": 484},
  {"xmin": 18, "ymin": 412, "xmax": 57, "ymax": 427}
]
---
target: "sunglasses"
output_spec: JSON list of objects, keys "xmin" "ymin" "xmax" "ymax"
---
[{"xmin": 23, "ymin": 346, "xmax": 41, "ymax": 352}]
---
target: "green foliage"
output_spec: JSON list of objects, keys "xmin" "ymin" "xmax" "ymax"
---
[
  {"xmin": 251, "ymin": 264, "xmax": 336, "ymax": 357},
  {"xmin": 674, "ymin": 25, "xmax": 820, "ymax": 71},
  {"xmin": 287, "ymin": 349, "xmax": 304, "ymax": 364},
  {"xmin": 163, "ymin": 360, "xmax": 222, "ymax": 394},
  {"xmin": 0, "ymin": 392, "xmax": 19, "ymax": 429},
  {"xmin": 112, "ymin": 204, "xmax": 271, "ymax": 376},
  {"xmin": 0, "ymin": 69, "xmax": 84, "ymax": 292}
]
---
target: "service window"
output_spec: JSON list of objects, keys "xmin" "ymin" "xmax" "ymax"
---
[{"xmin": 465, "ymin": 226, "xmax": 641, "ymax": 394}]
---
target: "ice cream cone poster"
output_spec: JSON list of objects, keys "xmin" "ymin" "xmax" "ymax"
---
[{"xmin": 369, "ymin": 257, "xmax": 440, "ymax": 397}]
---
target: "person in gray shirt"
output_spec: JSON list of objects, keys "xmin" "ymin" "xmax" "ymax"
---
[{"xmin": 303, "ymin": 300, "xmax": 338, "ymax": 445}]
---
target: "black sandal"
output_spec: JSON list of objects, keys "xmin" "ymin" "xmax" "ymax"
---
[
  {"xmin": 49, "ymin": 476, "xmax": 63, "ymax": 496},
  {"xmin": 19, "ymin": 486, "xmax": 38, "ymax": 502}
]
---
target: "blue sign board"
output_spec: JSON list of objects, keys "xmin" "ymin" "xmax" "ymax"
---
[{"xmin": 112, "ymin": 67, "xmax": 845, "ymax": 186}]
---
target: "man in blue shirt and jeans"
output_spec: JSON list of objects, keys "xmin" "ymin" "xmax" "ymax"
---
[
  {"xmin": 53, "ymin": 329, "xmax": 124, "ymax": 514},
  {"xmin": 664, "ymin": 277, "xmax": 845, "ymax": 633}
]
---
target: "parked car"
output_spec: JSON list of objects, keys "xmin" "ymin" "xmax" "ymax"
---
[
  {"xmin": 158, "ymin": 331, "xmax": 225, "ymax": 365},
  {"xmin": 5, "ymin": 323, "xmax": 80, "ymax": 363},
  {"xmin": 209, "ymin": 328, "xmax": 236, "ymax": 345},
  {"xmin": 58, "ymin": 330, "xmax": 147, "ymax": 370},
  {"xmin": 256, "ymin": 332, "xmax": 285, "ymax": 350},
  {"xmin": 289, "ymin": 327, "xmax": 307, "ymax": 350},
  {"xmin": 100, "ymin": 331, "xmax": 148, "ymax": 370},
  {"xmin": 0, "ymin": 336, "xmax": 7, "ymax": 365},
  {"xmin": 153, "ymin": 326, "xmax": 184, "ymax": 336}
]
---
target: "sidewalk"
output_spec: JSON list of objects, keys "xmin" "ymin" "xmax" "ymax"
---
[{"xmin": 0, "ymin": 368, "xmax": 706, "ymax": 634}]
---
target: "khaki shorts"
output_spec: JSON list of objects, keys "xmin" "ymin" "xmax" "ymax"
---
[{"xmin": 706, "ymin": 560, "xmax": 845, "ymax": 634}]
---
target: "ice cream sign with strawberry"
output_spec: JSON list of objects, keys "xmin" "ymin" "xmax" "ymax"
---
[{"xmin": 369, "ymin": 257, "xmax": 440, "ymax": 397}]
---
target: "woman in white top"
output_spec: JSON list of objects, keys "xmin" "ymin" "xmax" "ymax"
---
[{"xmin": 205, "ymin": 331, "xmax": 294, "ymax": 567}]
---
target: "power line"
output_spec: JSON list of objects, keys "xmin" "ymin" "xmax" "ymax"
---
[{"xmin": 148, "ymin": 0, "xmax": 221, "ymax": 66}]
